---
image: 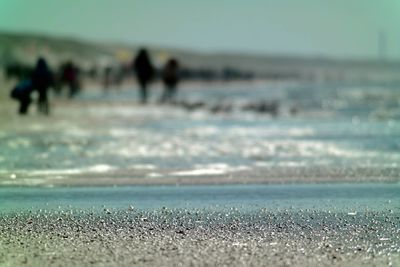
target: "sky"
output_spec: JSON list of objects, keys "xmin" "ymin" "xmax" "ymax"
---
[{"xmin": 0, "ymin": 0, "xmax": 399, "ymax": 59}]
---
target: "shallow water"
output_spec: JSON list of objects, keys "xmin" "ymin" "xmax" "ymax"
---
[
  {"xmin": 1, "ymin": 183, "xmax": 399, "ymax": 213},
  {"xmin": 0, "ymin": 81, "xmax": 400, "ymax": 185}
]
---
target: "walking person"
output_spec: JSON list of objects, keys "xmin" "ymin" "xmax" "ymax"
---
[
  {"xmin": 132, "ymin": 48, "xmax": 155, "ymax": 103},
  {"xmin": 31, "ymin": 57, "xmax": 54, "ymax": 115},
  {"xmin": 160, "ymin": 58, "xmax": 180, "ymax": 103}
]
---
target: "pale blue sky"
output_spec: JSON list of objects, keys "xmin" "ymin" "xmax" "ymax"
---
[{"xmin": 0, "ymin": 0, "xmax": 399, "ymax": 59}]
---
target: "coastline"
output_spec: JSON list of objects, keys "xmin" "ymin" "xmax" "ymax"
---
[{"xmin": 1, "ymin": 166, "xmax": 399, "ymax": 187}]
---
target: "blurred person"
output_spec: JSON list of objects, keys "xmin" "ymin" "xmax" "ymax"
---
[
  {"xmin": 56, "ymin": 61, "xmax": 80, "ymax": 98},
  {"xmin": 113, "ymin": 65, "xmax": 126, "ymax": 88},
  {"xmin": 102, "ymin": 65, "xmax": 113, "ymax": 91},
  {"xmin": 102, "ymin": 65, "xmax": 125, "ymax": 91},
  {"xmin": 132, "ymin": 48, "xmax": 155, "ymax": 103},
  {"xmin": 10, "ymin": 79, "xmax": 34, "ymax": 115},
  {"xmin": 31, "ymin": 57, "xmax": 54, "ymax": 115},
  {"xmin": 62, "ymin": 61, "xmax": 81, "ymax": 98},
  {"xmin": 5, "ymin": 63, "xmax": 33, "ymax": 81},
  {"xmin": 160, "ymin": 58, "xmax": 180, "ymax": 103}
]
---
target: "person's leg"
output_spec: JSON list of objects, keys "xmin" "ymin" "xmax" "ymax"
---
[
  {"xmin": 38, "ymin": 91, "xmax": 49, "ymax": 115},
  {"xmin": 37, "ymin": 95, "xmax": 43, "ymax": 113},
  {"xmin": 68, "ymin": 83, "xmax": 78, "ymax": 98},
  {"xmin": 140, "ymin": 82, "xmax": 147, "ymax": 104},
  {"xmin": 42, "ymin": 99, "xmax": 49, "ymax": 115},
  {"xmin": 19, "ymin": 98, "xmax": 30, "ymax": 115},
  {"xmin": 169, "ymin": 86, "xmax": 177, "ymax": 102}
]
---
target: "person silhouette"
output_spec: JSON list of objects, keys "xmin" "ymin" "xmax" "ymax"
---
[
  {"xmin": 132, "ymin": 48, "xmax": 155, "ymax": 103},
  {"xmin": 160, "ymin": 58, "xmax": 180, "ymax": 103},
  {"xmin": 62, "ymin": 61, "xmax": 80, "ymax": 98},
  {"xmin": 31, "ymin": 57, "xmax": 54, "ymax": 115},
  {"xmin": 10, "ymin": 79, "xmax": 33, "ymax": 115}
]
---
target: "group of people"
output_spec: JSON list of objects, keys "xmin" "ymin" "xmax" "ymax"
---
[
  {"xmin": 10, "ymin": 48, "xmax": 180, "ymax": 115},
  {"xmin": 132, "ymin": 48, "xmax": 180, "ymax": 104},
  {"xmin": 10, "ymin": 57, "xmax": 53, "ymax": 115}
]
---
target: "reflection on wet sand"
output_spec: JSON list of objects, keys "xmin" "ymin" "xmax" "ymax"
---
[{"xmin": 1, "ymin": 82, "xmax": 400, "ymax": 186}]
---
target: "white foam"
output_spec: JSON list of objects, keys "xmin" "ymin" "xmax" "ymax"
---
[
  {"xmin": 86, "ymin": 164, "xmax": 115, "ymax": 173},
  {"xmin": 172, "ymin": 169, "xmax": 227, "ymax": 176},
  {"xmin": 147, "ymin": 172, "xmax": 163, "ymax": 178},
  {"xmin": 26, "ymin": 164, "xmax": 115, "ymax": 176},
  {"xmin": 129, "ymin": 164, "xmax": 156, "ymax": 170}
]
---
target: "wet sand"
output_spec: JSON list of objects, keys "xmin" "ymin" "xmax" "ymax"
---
[
  {"xmin": 2, "ymin": 165, "xmax": 400, "ymax": 187},
  {"xmin": 1, "ymin": 84, "xmax": 400, "ymax": 188},
  {"xmin": 1, "ymin": 209, "xmax": 399, "ymax": 267}
]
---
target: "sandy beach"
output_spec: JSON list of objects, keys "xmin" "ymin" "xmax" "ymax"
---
[
  {"xmin": 0, "ymin": 184, "xmax": 399, "ymax": 266},
  {"xmin": 1, "ymin": 208, "xmax": 399, "ymax": 267}
]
